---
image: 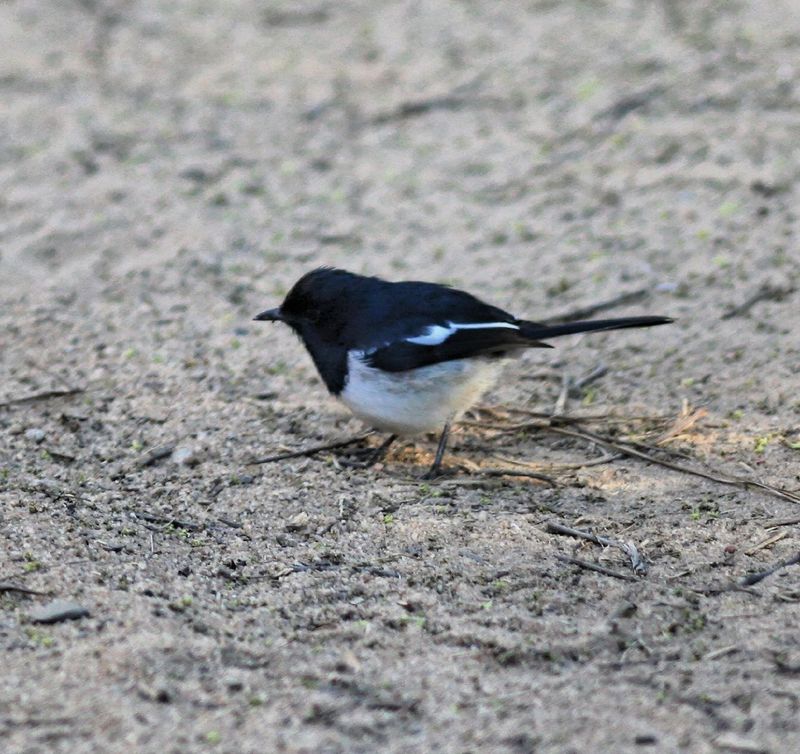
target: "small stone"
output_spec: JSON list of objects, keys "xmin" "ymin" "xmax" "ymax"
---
[
  {"xmin": 223, "ymin": 671, "xmax": 245, "ymax": 692},
  {"xmin": 612, "ymin": 601, "xmax": 638, "ymax": 619},
  {"xmin": 29, "ymin": 599, "xmax": 90, "ymax": 624},
  {"xmin": 99, "ymin": 541, "xmax": 125, "ymax": 552},
  {"xmin": 334, "ymin": 650, "xmax": 361, "ymax": 674},
  {"xmin": 713, "ymin": 733, "xmax": 767, "ymax": 753},
  {"xmin": 179, "ymin": 166, "xmax": 211, "ymax": 183},
  {"xmin": 154, "ymin": 686, "xmax": 172, "ymax": 703},
  {"xmin": 285, "ymin": 511, "xmax": 310, "ymax": 531},
  {"xmin": 398, "ymin": 593, "xmax": 428, "ymax": 613},
  {"xmin": 24, "ymin": 428, "xmax": 46, "ymax": 443},
  {"xmin": 137, "ymin": 683, "xmax": 173, "ymax": 703},
  {"xmin": 172, "ymin": 446, "xmax": 202, "ymax": 466}
]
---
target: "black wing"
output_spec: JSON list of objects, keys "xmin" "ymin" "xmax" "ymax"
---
[
  {"xmin": 363, "ymin": 324, "xmax": 551, "ymax": 372},
  {"xmin": 362, "ymin": 315, "xmax": 673, "ymax": 373},
  {"xmin": 342, "ymin": 280, "xmax": 520, "ymax": 352}
]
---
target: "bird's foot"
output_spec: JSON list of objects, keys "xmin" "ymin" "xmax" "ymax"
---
[
  {"xmin": 420, "ymin": 460, "xmax": 455, "ymax": 480},
  {"xmin": 337, "ymin": 434, "xmax": 397, "ymax": 469}
]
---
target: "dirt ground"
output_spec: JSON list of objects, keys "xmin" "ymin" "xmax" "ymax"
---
[{"xmin": 2, "ymin": 1, "xmax": 800, "ymax": 752}]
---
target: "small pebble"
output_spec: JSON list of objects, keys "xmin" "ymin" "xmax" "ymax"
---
[
  {"xmin": 285, "ymin": 511, "xmax": 310, "ymax": 531},
  {"xmin": 29, "ymin": 599, "xmax": 90, "ymax": 624},
  {"xmin": 223, "ymin": 671, "xmax": 245, "ymax": 692},
  {"xmin": 24, "ymin": 428, "xmax": 46, "ymax": 443},
  {"xmin": 172, "ymin": 446, "xmax": 202, "ymax": 466},
  {"xmin": 137, "ymin": 683, "xmax": 173, "ymax": 703},
  {"xmin": 655, "ymin": 281, "xmax": 678, "ymax": 293}
]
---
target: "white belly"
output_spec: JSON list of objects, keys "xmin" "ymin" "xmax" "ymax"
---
[{"xmin": 340, "ymin": 353, "xmax": 505, "ymax": 435}]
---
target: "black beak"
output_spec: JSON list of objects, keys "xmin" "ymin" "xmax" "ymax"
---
[{"xmin": 253, "ymin": 307, "xmax": 283, "ymax": 322}]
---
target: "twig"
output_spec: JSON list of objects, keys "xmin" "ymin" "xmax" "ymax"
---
[
  {"xmin": 704, "ymin": 645, "xmax": 740, "ymax": 661},
  {"xmin": 565, "ymin": 452, "xmax": 625, "ymax": 469},
  {"xmin": 432, "ymin": 477, "xmax": 507, "ymax": 489},
  {"xmin": 370, "ymin": 95, "xmax": 474, "ymax": 124},
  {"xmin": 469, "ymin": 406, "xmax": 671, "ymax": 425},
  {"xmin": 553, "ymin": 373, "xmax": 570, "ymax": 417},
  {"xmin": 555, "ymin": 554, "xmax": 637, "ymax": 581},
  {"xmin": 248, "ymin": 433, "xmax": 372, "ymax": 464},
  {"xmin": 369, "ymin": 74, "xmax": 492, "ymax": 125},
  {"xmin": 593, "ymin": 85, "xmax": 666, "ymax": 122},
  {"xmin": 546, "ymin": 425, "xmax": 800, "ymax": 505},
  {"xmin": 131, "ymin": 511, "xmax": 204, "ymax": 531},
  {"xmin": 0, "ymin": 388, "xmax": 84, "ymax": 409},
  {"xmin": 472, "ymin": 468, "xmax": 556, "ymax": 485},
  {"xmin": 461, "ymin": 419, "xmax": 554, "ymax": 434},
  {"xmin": 690, "ymin": 552, "xmax": 800, "ymax": 595},
  {"xmin": 491, "ymin": 451, "xmax": 623, "ymax": 471},
  {"xmin": 739, "ymin": 552, "xmax": 800, "ymax": 587},
  {"xmin": 616, "ymin": 437, "xmax": 698, "ymax": 462},
  {"xmin": 0, "ymin": 582, "xmax": 48, "ymax": 596},
  {"xmin": 543, "ymin": 288, "xmax": 651, "ymax": 324},
  {"xmin": 469, "ymin": 414, "xmax": 799, "ymax": 505},
  {"xmin": 721, "ymin": 284, "xmax": 795, "ymax": 320},
  {"xmin": 744, "ymin": 531, "xmax": 788, "ymax": 556},
  {"xmin": 546, "ymin": 522, "xmax": 647, "ymax": 575},
  {"xmin": 653, "ymin": 407, "xmax": 707, "ymax": 445},
  {"xmin": 550, "ymin": 365, "xmax": 610, "ymax": 417},
  {"xmin": 137, "ymin": 442, "xmax": 177, "ymax": 468},
  {"xmin": 765, "ymin": 516, "xmax": 800, "ymax": 529},
  {"xmin": 462, "ymin": 412, "xmax": 800, "ymax": 503},
  {"xmin": 570, "ymin": 364, "xmax": 609, "ymax": 397}
]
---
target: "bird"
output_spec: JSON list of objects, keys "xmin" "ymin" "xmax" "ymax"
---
[{"xmin": 254, "ymin": 267, "xmax": 672, "ymax": 477}]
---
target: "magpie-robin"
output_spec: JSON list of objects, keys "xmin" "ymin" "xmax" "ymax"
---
[{"xmin": 255, "ymin": 267, "xmax": 672, "ymax": 476}]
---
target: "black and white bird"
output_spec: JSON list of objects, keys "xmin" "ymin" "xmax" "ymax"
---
[{"xmin": 255, "ymin": 267, "xmax": 672, "ymax": 476}]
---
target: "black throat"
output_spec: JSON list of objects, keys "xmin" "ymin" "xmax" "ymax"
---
[{"xmin": 291, "ymin": 323, "xmax": 349, "ymax": 395}]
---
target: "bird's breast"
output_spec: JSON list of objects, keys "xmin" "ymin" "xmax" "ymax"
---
[{"xmin": 340, "ymin": 353, "xmax": 505, "ymax": 435}]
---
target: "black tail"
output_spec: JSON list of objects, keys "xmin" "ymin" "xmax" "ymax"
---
[{"xmin": 520, "ymin": 316, "xmax": 673, "ymax": 341}]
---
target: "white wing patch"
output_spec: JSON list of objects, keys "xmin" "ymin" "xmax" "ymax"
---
[
  {"xmin": 452, "ymin": 322, "xmax": 520, "ymax": 331},
  {"xmin": 405, "ymin": 321, "xmax": 519, "ymax": 346},
  {"xmin": 405, "ymin": 324, "xmax": 455, "ymax": 345}
]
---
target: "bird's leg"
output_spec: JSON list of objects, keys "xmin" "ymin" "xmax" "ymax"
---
[
  {"xmin": 339, "ymin": 434, "xmax": 397, "ymax": 468},
  {"xmin": 366, "ymin": 433, "xmax": 397, "ymax": 465},
  {"xmin": 423, "ymin": 422, "xmax": 451, "ymax": 479}
]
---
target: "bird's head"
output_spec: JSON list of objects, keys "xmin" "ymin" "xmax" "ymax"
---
[{"xmin": 253, "ymin": 267, "xmax": 361, "ymax": 342}]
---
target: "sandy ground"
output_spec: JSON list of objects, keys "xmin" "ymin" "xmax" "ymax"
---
[{"xmin": 2, "ymin": 1, "xmax": 800, "ymax": 752}]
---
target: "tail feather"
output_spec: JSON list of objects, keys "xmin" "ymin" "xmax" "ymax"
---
[{"xmin": 519, "ymin": 316, "xmax": 673, "ymax": 341}]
